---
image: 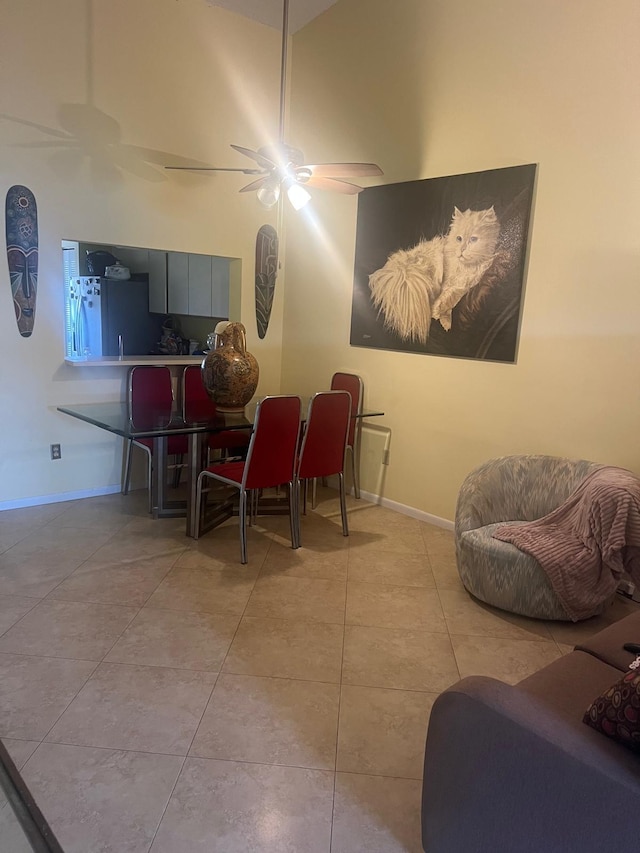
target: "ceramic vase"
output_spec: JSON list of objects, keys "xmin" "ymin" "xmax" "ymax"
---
[{"xmin": 201, "ymin": 321, "xmax": 259, "ymax": 412}]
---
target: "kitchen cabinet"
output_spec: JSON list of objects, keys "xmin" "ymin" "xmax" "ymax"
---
[
  {"xmin": 168, "ymin": 252, "xmax": 230, "ymax": 318},
  {"xmin": 189, "ymin": 254, "xmax": 230, "ymax": 318},
  {"xmin": 167, "ymin": 252, "xmax": 189, "ymax": 315},
  {"xmin": 188, "ymin": 254, "xmax": 213, "ymax": 317},
  {"xmin": 114, "ymin": 246, "xmax": 149, "ymax": 274},
  {"xmin": 148, "ymin": 250, "xmax": 168, "ymax": 314},
  {"xmin": 65, "ymin": 240, "xmax": 236, "ymax": 356},
  {"xmin": 211, "ymin": 257, "xmax": 230, "ymax": 317}
]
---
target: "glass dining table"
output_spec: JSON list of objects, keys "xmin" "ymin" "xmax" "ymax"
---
[{"xmin": 57, "ymin": 397, "xmax": 384, "ymax": 538}]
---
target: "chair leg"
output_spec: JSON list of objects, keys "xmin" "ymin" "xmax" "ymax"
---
[
  {"xmin": 194, "ymin": 471, "xmax": 206, "ymax": 540},
  {"xmin": 122, "ymin": 439, "xmax": 133, "ymax": 495},
  {"xmin": 338, "ymin": 471, "xmax": 349, "ymax": 537},
  {"xmin": 146, "ymin": 451, "xmax": 153, "ymax": 514},
  {"xmin": 288, "ymin": 480, "xmax": 300, "ymax": 548},
  {"xmin": 347, "ymin": 445, "xmax": 360, "ymax": 500},
  {"xmin": 353, "ymin": 420, "xmax": 363, "ymax": 500},
  {"xmin": 238, "ymin": 489, "xmax": 248, "ymax": 564},
  {"xmin": 311, "ymin": 477, "xmax": 318, "ymax": 509},
  {"xmin": 291, "ymin": 478, "xmax": 299, "ymax": 549}
]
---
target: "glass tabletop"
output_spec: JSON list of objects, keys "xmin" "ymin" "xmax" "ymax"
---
[
  {"xmin": 57, "ymin": 398, "xmax": 384, "ymax": 440},
  {"xmin": 57, "ymin": 401, "xmax": 254, "ymax": 440}
]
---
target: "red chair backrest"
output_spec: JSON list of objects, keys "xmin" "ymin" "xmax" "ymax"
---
[
  {"xmin": 182, "ymin": 364, "xmax": 215, "ymax": 421},
  {"xmin": 298, "ymin": 391, "xmax": 351, "ymax": 481},
  {"xmin": 128, "ymin": 365, "xmax": 172, "ymax": 429},
  {"xmin": 243, "ymin": 396, "xmax": 301, "ymax": 490},
  {"xmin": 330, "ymin": 372, "xmax": 363, "ymax": 447},
  {"xmin": 183, "ymin": 364, "xmax": 250, "ymax": 451}
]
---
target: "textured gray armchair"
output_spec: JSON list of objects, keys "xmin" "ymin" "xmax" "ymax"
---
[{"xmin": 455, "ymin": 454, "xmax": 603, "ymax": 620}]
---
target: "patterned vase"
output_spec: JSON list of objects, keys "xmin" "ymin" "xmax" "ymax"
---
[{"xmin": 201, "ymin": 322, "xmax": 259, "ymax": 412}]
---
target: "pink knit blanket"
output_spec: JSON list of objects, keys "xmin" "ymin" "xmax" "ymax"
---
[{"xmin": 493, "ymin": 466, "xmax": 640, "ymax": 621}]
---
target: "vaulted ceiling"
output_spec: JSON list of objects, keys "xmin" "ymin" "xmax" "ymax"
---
[{"xmin": 205, "ymin": 0, "xmax": 338, "ymax": 33}]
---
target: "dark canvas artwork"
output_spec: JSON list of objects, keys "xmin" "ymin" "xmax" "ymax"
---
[{"xmin": 350, "ymin": 164, "xmax": 537, "ymax": 362}]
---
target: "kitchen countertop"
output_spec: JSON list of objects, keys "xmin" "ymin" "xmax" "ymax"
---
[{"xmin": 65, "ymin": 355, "xmax": 204, "ymax": 367}]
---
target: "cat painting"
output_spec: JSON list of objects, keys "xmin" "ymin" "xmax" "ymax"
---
[{"xmin": 368, "ymin": 206, "xmax": 502, "ymax": 345}]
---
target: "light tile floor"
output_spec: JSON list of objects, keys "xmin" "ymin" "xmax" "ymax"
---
[{"xmin": 0, "ymin": 488, "xmax": 637, "ymax": 852}]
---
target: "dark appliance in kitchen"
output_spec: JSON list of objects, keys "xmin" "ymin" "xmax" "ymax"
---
[{"xmin": 67, "ymin": 273, "xmax": 161, "ymax": 357}]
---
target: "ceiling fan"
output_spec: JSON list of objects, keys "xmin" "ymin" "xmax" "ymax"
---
[{"xmin": 165, "ymin": 0, "xmax": 383, "ymax": 210}]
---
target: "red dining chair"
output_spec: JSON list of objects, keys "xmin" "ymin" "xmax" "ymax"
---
[
  {"xmin": 330, "ymin": 371, "xmax": 364, "ymax": 499},
  {"xmin": 194, "ymin": 395, "xmax": 302, "ymax": 563},
  {"xmin": 294, "ymin": 391, "xmax": 351, "ymax": 548},
  {"xmin": 181, "ymin": 365, "xmax": 251, "ymax": 464},
  {"xmin": 122, "ymin": 366, "xmax": 188, "ymax": 511}
]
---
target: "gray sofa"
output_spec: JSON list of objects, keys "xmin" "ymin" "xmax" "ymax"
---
[{"xmin": 421, "ymin": 609, "xmax": 640, "ymax": 852}]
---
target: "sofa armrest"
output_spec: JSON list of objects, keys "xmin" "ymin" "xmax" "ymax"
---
[
  {"xmin": 422, "ymin": 676, "xmax": 640, "ymax": 853},
  {"xmin": 576, "ymin": 609, "xmax": 640, "ymax": 671}
]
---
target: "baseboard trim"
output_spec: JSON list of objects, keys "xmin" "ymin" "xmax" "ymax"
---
[
  {"xmin": 357, "ymin": 488, "xmax": 454, "ymax": 530},
  {"xmin": 0, "ymin": 483, "xmax": 455, "ymax": 531},
  {"xmin": 0, "ymin": 485, "xmax": 122, "ymax": 512},
  {"xmin": 318, "ymin": 475, "xmax": 454, "ymax": 530}
]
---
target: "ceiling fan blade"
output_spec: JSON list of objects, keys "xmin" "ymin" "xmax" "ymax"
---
[
  {"xmin": 230, "ymin": 144, "xmax": 276, "ymax": 170},
  {"xmin": 239, "ymin": 176, "xmax": 271, "ymax": 193},
  {"xmin": 165, "ymin": 166, "xmax": 263, "ymax": 174},
  {"xmin": 306, "ymin": 163, "xmax": 384, "ymax": 179},
  {"xmin": 164, "ymin": 0, "xmax": 381, "ymax": 210},
  {"xmin": 304, "ymin": 176, "xmax": 364, "ymax": 195}
]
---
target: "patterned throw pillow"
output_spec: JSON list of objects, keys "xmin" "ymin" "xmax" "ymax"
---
[{"xmin": 583, "ymin": 670, "xmax": 640, "ymax": 753}]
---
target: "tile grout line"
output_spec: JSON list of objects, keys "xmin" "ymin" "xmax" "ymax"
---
[
  {"xmin": 329, "ymin": 538, "xmax": 350, "ymax": 853},
  {"xmin": 143, "ymin": 527, "xmax": 292, "ymax": 848},
  {"xmin": 0, "ymin": 597, "xmax": 43, "ymax": 641},
  {"xmin": 177, "ymin": 534, "xmax": 270, "ymax": 764},
  {"xmin": 144, "ymin": 753, "xmax": 188, "ymax": 853},
  {"xmin": 33, "ymin": 658, "xmax": 102, "ymax": 748},
  {"xmin": 423, "ymin": 537, "xmax": 464, "ymax": 681},
  {"xmin": 44, "ymin": 543, "xmax": 186, "ymax": 608}
]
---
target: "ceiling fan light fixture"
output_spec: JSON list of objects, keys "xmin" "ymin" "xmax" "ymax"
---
[
  {"xmin": 164, "ymin": 0, "xmax": 382, "ymax": 206},
  {"xmin": 256, "ymin": 181, "xmax": 281, "ymax": 209},
  {"xmin": 294, "ymin": 166, "xmax": 312, "ymax": 185},
  {"xmin": 286, "ymin": 181, "xmax": 312, "ymax": 211}
]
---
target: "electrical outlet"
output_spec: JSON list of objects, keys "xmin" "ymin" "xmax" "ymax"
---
[{"xmin": 50, "ymin": 444, "xmax": 61, "ymax": 460}]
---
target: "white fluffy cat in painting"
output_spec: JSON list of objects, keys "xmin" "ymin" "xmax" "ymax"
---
[{"xmin": 368, "ymin": 206, "xmax": 501, "ymax": 344}]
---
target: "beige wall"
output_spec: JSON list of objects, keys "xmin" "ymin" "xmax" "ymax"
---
[
  {"xmin": 284, "ymin": 0, "xmax": 640, "ymax": 520},
  {"xmin": 2, "ymin": 0, "xmax": 639, "ymax": 521},
  {"xmin": 0, "ymin": 0, "xmax": 284, "ymax": 505}
]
